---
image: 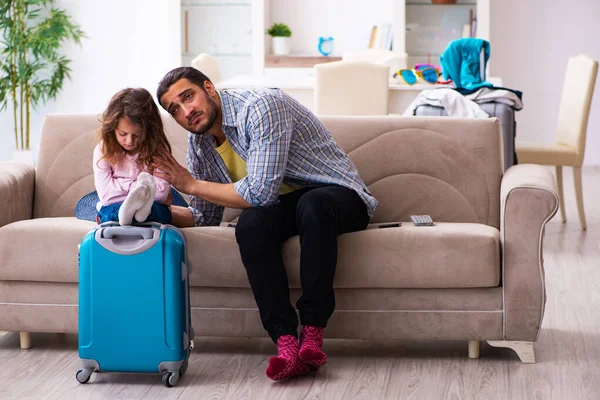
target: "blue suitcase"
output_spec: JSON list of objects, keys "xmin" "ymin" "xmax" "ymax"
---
[{"xmin": 76, "ymin": 223, "xmax": 193, "ymax": 387}]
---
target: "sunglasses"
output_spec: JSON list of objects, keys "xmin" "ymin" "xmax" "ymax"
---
[
  {"xmin": 415, "ymin": 63, "xmax": 439, "ymax": 71},
  {"xmin": 393, "ymin": 68, "xmax": 442, "ymax": 85}
]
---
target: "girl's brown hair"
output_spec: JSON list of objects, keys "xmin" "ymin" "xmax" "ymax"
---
[{"xmin": 98, "ymin": 88, "xmax": 172, "ymax": 171}]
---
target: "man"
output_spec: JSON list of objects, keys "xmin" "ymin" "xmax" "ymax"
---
[{"xmin": 155, "ymin": 67, "xmax": 377, "ymax": 381}]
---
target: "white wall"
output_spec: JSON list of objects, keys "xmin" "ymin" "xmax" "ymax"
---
[
  {"xmin": 3, "ymin": 0, "xmax": 600, "ymax": 166},
  {"xmin": 269, "ymin": 0, "xmax": 394, "ymax": 56},
  {"xmin": 271, "ymin": 0, "xmax": 600, "ymax": 165},
  {"xmin": 490, "ymin": 0, "xmax": 600, "ymax": 165},
  {"xmin": 0, "ymin": 0, "xmax": 181, "ymax": 163}
]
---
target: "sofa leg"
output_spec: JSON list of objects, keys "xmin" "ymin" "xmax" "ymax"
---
[
  {"xmin": 20, "ymin": 332, "xmax": 31, "ymax": 349},
  {"xmin": 486, "ymin": 340, "xmax": 535, "ymax": 363},
  {"xmin": 468, "ymin": 340, "xmax": 480, "ymax": 359}
]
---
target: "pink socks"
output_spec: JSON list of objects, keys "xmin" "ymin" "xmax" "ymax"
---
[
  {"xmin": 266, "ymin": 335, "xmax": 309, "ymax": 381},
  {"xmin": 266, "ymin": 327, "xmax": 328, "ymax": 381},
  {"xmin": 298, "ymin": 326, "xmax": 327, "ymax": 368}
]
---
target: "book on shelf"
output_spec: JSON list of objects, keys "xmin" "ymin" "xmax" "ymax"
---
[
  {"xmin": 368, "ymin": 24, "xmax": 393, "ymax": 50},
  {"xmin": 461, "ymin": 24, "xmax": 470, "ymax": 38},
  {"xmin": 467, "ymin": 9, "xmax": 477, "ymax": 38},
  {"xmin": 369, "ymin": 26, "xmax": 377, "ymax": 48}
]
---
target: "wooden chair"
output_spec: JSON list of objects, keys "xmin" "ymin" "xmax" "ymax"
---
[{"xmin": 516, "ymin": 54, "xmax": 598, "ymax": 230}]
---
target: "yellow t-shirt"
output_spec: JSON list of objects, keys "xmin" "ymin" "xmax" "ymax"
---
[{"xmin": 215, "ymin": 139, "xmax": 296, "ymax": 195}]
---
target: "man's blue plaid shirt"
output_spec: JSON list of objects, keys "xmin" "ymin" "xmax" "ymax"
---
[{"xmin": 186, "ymin": 88, "xmax": 378, "ymax": 226}]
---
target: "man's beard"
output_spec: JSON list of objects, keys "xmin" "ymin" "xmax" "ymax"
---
[{"xmin": 190, "ymin": 94, "xmax": 219, "ymax": 135}]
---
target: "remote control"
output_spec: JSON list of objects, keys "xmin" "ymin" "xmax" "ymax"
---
[
  {"xmin": 378, "ymin": 223, "xmax": 401, "ymax": 228},
  {"xmin": 410, "ymin": 215, "xmax": 434, "ymax": 226}
]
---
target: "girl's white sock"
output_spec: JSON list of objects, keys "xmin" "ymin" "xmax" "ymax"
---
[
  {"xmin": 133, "ymin": 172, "xmax": 157, "ymax": 223},
  {"xmin": 118, "ymin": 184, "xmax": 151, "ymax": 225}
]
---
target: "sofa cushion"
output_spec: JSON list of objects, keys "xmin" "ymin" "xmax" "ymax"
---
[
  {"xmin": 0, "ymin": 219, "xmax": 500, "ymax": 288},
  {"xmin": 0, "ymin": 218, "xmax": 95, "ymax": 283},
  {"xmin": 186, "ymin": 223, "xmax": 500, "ymax": 289},
  {"xmin": 322, "ymin": 117, "xmax": 503, "ymax": 228},
  {"xmin": 33, "ymin": 116, "xmax": 503, "ymax": 231}
]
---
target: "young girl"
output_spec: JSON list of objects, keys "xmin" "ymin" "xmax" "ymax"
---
[{"xmin": 93, "ymin": 88, "xmax": 173, "ymax": 225}]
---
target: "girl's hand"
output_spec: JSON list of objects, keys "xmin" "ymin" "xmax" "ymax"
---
[{"xmin": 154, "ymin": 152, "xmax": 196, "ymax": 195}]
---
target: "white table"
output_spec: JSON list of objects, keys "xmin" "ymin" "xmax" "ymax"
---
[{"xmin": 216, "ymin": 75, "xmax": 503, "ymax": 115}]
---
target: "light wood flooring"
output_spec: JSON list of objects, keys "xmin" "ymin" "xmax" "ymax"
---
[{"xmin": 1, "ymin": 167, "xmax": 599, "ymax": 400}]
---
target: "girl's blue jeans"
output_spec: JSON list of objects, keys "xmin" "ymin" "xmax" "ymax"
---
[{"xmin": 97, "ymin": 201, "xmax": 172, "ymax": 224}]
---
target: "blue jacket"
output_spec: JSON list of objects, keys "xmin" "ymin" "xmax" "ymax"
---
[{"xmin": 440, "ymin": 38, "xmax": 492, "ymax": 91}]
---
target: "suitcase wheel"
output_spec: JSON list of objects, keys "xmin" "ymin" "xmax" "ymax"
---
[
  {"xmin": 76, "ymin": 368, "xmax": 93, "ymax": 384},
  {"xmin": 161, "ymin": 370, "xmax": 179, "ymax": 387}
]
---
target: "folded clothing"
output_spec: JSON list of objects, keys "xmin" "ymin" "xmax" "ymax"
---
[{"xmin": 440, "ymin": 38, "xmax": 493, "ymax": 91}]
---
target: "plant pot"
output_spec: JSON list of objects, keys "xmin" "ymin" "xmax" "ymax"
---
[
  {"xmin": 272, "ymin": 37, "xmax": 291, "ymax": 56},
  {"xmin": 431, "ymin": 0, "xmax": 457, "ymax": 4}
]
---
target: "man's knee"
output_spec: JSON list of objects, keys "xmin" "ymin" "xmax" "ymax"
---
[
  {"xmin": 235, "ymin": 207, "xmax": 277, "ymax": 244},
  {"xmin": 296, "ymin": 190, "xmax": 337, "ymax": 224}
]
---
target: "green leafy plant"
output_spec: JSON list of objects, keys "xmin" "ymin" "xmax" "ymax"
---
[
  {"xmin": 266, "ymin": 22, "xmax": 292, "ymax": 37},
  {"xmin": 0, "ymin": 0, "xmax": 85, "ymax": 150}
]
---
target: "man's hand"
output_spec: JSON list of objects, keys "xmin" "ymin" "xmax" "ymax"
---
[
  {"xmin": 162, "ymin": 191, "xmax": 173, "ymax": 206},
  {"xmin": 170, "ymin": 205, "xmax": 195, "ymax": 227},
  {"xmin": 155, "ymin": 152, "xmax": 196, "ymax": 195},
  {"xmin": 155, "ymin": 150, "xmax": 251, "ymax": 209}
]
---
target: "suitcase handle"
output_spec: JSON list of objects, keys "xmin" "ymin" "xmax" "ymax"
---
[
  {"xmin": 95, "ymin": 227, "xmax": 160, "ymax": 255},
  {"xmin": 101, "ymin": 226, "xmax": 155, "ymax": 240}
]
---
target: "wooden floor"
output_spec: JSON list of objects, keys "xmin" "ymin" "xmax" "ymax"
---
[{"xmin": 1, "ymin": 167, "xmax": 599, "ymax": 400}]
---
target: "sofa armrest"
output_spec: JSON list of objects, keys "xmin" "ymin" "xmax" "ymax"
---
[
  {"xmin": 0, "ymin": 161, "xmax": 35, "ymax": 228},
  {"xmin": 500, "ymin": 164, "xmax": 558, "ymax": 341}
]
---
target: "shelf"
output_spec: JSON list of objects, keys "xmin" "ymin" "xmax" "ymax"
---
[
  {"xmin": 181, "ymin": 52, "xmax": 252, "ymax": 59},
  {"xmin": 183, "ymin": 3, "xmax": 251, "ymax": 6},
  {"xmin": 182, "ymin": 0, "xmax": 250, "ymax": 6},
  {"xmin": 408, "ymin": 52, "xmax": 442, "ymax": 57},
  {"xmin": 406, "ymin": 3, "xmax": 476, "ymax": 5},
  {"xmin": 183, "ymin": 53, "xmax": 251, "ymax": 57},
  {"xmin": 265, "ymin": 55, "xmax": 342, "ymax": 68},
  {"xmin": 406, "ymin": 1, "xmax": 476, "ymax": 5}
]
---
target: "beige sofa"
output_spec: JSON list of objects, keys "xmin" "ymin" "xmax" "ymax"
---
[{"xmin": 0, "ymin": 115, "xmax": 558, "ymax": 363}]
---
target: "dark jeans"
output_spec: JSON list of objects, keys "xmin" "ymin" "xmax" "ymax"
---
[
  {"xmin": 97, "ymin": 201, "xmax": 172, "ymax": 224},
  {"xmin": 235, "ymin": 185, "xmax": 370, "ymax": 342}
]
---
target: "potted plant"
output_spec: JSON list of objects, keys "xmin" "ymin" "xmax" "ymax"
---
[
  {"xmin": 0, "ymin": 0, "xmax": 85, "ymax": 162},
  {"xmin": 267, "ymin": 22, "xmax": 292, "ymax": 56}
]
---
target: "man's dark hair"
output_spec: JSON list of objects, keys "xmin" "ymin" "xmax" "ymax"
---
[{"xmin": 157, "ymin": 67, "xmax": 212, "ymax": 109}]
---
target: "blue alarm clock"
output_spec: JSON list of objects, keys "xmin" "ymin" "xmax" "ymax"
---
[{"xmin": 318, "ymin": 37, "xmax": 334, "ymax": 56}]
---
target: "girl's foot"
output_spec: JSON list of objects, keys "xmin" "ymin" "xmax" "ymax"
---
[
  {"xmin": 133, "ymin": 172, "xmax": 156, "ymax": 223},
  {"xmin": 118, "ymin": 184, "xmax": 150, "ymax": 225}
]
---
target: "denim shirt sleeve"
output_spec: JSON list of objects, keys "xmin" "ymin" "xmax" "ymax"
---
[
  {"xmin": 187, "ymin": 134, "xmax": 224, "ymax": 226},
  {"xmin": 233, "ymin": 93, "xmax": 293, "ymax": 207}
]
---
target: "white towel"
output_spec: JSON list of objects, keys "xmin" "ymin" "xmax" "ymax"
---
[
  {"xmin": 465, "ymin": 87, "xmax": 524, "ymax": 110},
  {"xmin": 403, "ymin": 88, "xmax": 489, "ymax": 118}
]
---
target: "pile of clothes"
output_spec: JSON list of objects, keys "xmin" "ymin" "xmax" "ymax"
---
[{"xmin": 403, "ymin": 38, "xmax": 523, "ymax": 118}]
